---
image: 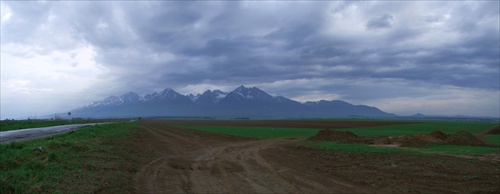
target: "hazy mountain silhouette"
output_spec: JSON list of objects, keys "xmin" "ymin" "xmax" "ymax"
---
[{"xmin": 67, "ymin": 85, "xmax": 395, "ymax": 118}]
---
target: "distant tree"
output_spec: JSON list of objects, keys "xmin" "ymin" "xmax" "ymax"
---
[{"xmin": 68, "ymin": 112, "xmax": 72, "ymax": 121}]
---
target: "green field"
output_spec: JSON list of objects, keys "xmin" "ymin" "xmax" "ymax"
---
[
  {"xmin": 182, "ymin": 121, "xmax": 500, "ymax": 155},
  {"xmin": 485, "ymin": 135, "xmax": 500, "ymax": 146},
  {"xmin": 0, "ymin": 122, "xmax": 137, "ymax": 193},
  {"xmin": 302, "ymin": 141, "xmax": 500, "ymax": 155}
]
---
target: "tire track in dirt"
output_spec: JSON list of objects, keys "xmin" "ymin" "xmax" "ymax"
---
[
  {"xmin": 133, "ymin": 125, "xmax": 194, "ymax": 193},
  {"xmin": 133, "ymin": 121, "xmax": 369, "ymax": 193},
  {"xmin": 214, "ymin": 148, "xmax": 239, "ymax": 193},
  {"xmin": 249, "ymin": 140, "xmax": 303, "ymax": 194},
  {"xmin": 129, "ymin": 120, "xmax": 500, "ymax": 193}
]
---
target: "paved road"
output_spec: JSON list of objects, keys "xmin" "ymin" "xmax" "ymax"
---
[{"xmin": 0, "ymin": 122, "xmax": 113, "ymax": 144}]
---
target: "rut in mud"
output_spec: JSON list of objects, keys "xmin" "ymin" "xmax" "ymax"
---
[
  {"xmin": 129, "ymin": 120, "xmax": 499, "ymax": 194},
  {"xmin": 133, "ymin": 120, "xmax": 368, "ymax": 193}
]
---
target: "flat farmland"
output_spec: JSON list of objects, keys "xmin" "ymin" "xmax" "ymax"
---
[
  {"xmin": 2, "ymin": 119, "xmax": 498, "ymax": 193},
  {"xmin": 132, "ymin": 119, "xmax": 499, "ymax": 193}
]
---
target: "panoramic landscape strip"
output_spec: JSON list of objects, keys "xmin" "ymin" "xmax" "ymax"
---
[{"xmin": 1, "ymin": 119, "xmax": 498, "ymax": 193}]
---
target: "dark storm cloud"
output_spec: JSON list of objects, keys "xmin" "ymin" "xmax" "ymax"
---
[
  {"xmin": 2, "ymin": 0, "xmax": 498, "ymax": 116},
  {"xmin": 75, "ymin": 1, "xmax": 331, "ymax": 92},
  {"xmin": 366, "ymin": 14, "xmax": 394, "ymax": 29},
  {"xmin": 88, "ymin": 1, "xmax": 496, "ymax": 93}
]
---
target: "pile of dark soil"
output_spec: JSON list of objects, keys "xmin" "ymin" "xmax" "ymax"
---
[
  {"xmin": 486, "ymin": 126, "xmax": 500, "ymax": 134},
  {"xmin": 308, "ymin": 129, "xmax": 359, "ymax": 142},
  {"xmin": 429, "ymin": 131, "xmax": 448, "ymax": 140},
  {"xmin": 388, "ymin": 130, "xmax": 484, "ymax": 147},
  {"xmin": 309, "ymin": 129, "xmax": 486, "ymax": 147},
  {"xmin": 443, "ymin": 130, "xmax": 484, "ymax": 146},
  {"xmin": 392, "ymin": 131, "xmax": 450, "ymax": 147},
  {"xmin": 394, "ymin": 134, "xmax": 444, "ymax": 147}
]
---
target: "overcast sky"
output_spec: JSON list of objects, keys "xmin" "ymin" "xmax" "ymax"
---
[{"xmin": 1, "ymin": 1, "xmax": 499, "ymax": 119}]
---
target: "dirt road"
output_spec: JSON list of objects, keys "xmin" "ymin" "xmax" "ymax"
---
[
  {"xmin": 133, "ymin": 120, "xmax": 369, "ymax": 193},
  {"xmin": 131, "ymin": 120, "xmax": 499, "ymax": 193}
]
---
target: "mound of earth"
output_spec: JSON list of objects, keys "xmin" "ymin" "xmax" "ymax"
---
[
  {"xmin": 372, "ymin": 137, "xmax": 393, "ymax": 145},
  {"xmin": 394, "ymin": 134, "xmax": 445, "ymax": 147},
  {"xmin": 443, "ymin": 130, "xmax": 484, "ymax": 146},
  {"xmin": 372, "ymin": 131, "xmax": 448, "ymax": 147},
  {"xmin": 309, "ymin": 129, "xmax": 359, "ymax": 142},
  {"xmin": 311, "ymin": 129, "xmax": 486, "ymax": 147},
  {"xmin": 486, "ymin": 126, "xmax": 500, "ymax": 134},
  {"xmin": 429, "ymin": 131, "xmax": 448, "ymax": 140},
  {"xmin": 394, "ymin": 131, "xmax": 449, "ymax": 147},
  {"xmin": 393, "ymin": 131, "xmax": 486, "ymax": 147}
]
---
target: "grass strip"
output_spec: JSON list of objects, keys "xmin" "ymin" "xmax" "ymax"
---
[
  {"xmin": 485, "ymin": 135, "xmax": 500, "ymax": 146},
  {"xmin": 416, "ymin": 144, "xmax": 500, "ymax": 155},
  {"xmin": 0, "ymin": 121, "xmax": 137, "ymax": 193},
  {"xmin": 302, "ymin": 141, "xmax": 499, "ymax": 155},
  {"xmin": 301, "ymin": 140, "xmax": 417, "ymax": 154}
]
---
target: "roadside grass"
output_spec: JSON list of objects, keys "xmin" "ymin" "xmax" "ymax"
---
[
  {"xmin": 0, "ymin": 119, "xmax": 126, "ymax": 132},
  {"xmin": 181, "ymin": 121, "xmax": 499, "ymax": 155},
  {"xmin": 0, "ymin": 122, "xmax": 137, "ymax": 193}
]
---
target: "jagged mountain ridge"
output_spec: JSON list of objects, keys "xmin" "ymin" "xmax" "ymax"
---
[{"xmin": 70, "ymin": 85, "xmax": 395, "ymax": 118}]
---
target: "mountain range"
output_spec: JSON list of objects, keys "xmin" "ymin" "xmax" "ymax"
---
[{"xmin": 66, "ymin": 85, "xmax": 396, "ymax": 118}]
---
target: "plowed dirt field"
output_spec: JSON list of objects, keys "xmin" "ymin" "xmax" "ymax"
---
[{"xmin": 129, "ymin": 120, "xmax": 499, "ymax": 193}]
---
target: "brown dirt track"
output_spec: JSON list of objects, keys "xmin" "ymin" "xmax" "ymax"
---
[{"xmin": 127, "ymin": 120, "xmax": 499, "ymax": 193}]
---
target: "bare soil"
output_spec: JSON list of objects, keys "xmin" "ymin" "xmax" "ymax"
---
[
  {"xmin": 310, "ymin": 128, "xmax": 490, "ymax": 147},
  {"xmin": 308, "ymin": 129, "xmax": 359, "ymax": 142},
  {"xmin": 125, "ymin": 120, "xmax": 499, "ymax": 193},
  {"xmin": 487, "ymin": 126, "xmax": 500, "ymax": 134}
]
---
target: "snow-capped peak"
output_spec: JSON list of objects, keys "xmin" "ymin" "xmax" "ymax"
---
[
  {"xmin": 212, "ymin": 90, "xmax": 228, "ymax": 103},
  {"xmin": 235, "ymin": 85, "xmax": 248, "ymax": 92},
  {"xmin": 142, "ymin": 92, "xmax": 158, "ymax": 101},
  {"xmin": 231, "ymin": 85, "xmax": 274, "ymax": 101},
  {"xmin": 192, "ymin": 90, "xmax": 228, "ymax": 104},
  {"xmin": 120, "ymin": 92, "xmax": 140, "ymax": 103},
  {"xmin": 186, "ymin": 93, "xmax": 201, "ymax": 102},
  {"xmin": 157, "ymin": 88, "xmax": 181, "ymax": 99}
]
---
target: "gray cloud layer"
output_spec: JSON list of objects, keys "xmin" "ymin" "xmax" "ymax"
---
[{"xmin": 1, "ymin": 1, "xmax": 499, "ymax": 118}]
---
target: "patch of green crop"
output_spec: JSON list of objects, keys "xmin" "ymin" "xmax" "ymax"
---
[
  {"xmin": 303, "ymin": 141, "xmax": 499, "ymax": 155},
  {"xmin": 302, "ymin": 140, "xmax": 417, "ymax": 154},
  {"xmin": 181, "ymin": 125, "xmax": 320, "ymax": 139},
  {"xmin": 485, "ymin": 135, "xmax": 500, "ymax": 146},
  {"xmin": 0, "ymin": 121, "xmax": 138, "ymax": 193},
  {"xmin": 415, "ymin": 145, "xmax": 500, "ymax": 155}
]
